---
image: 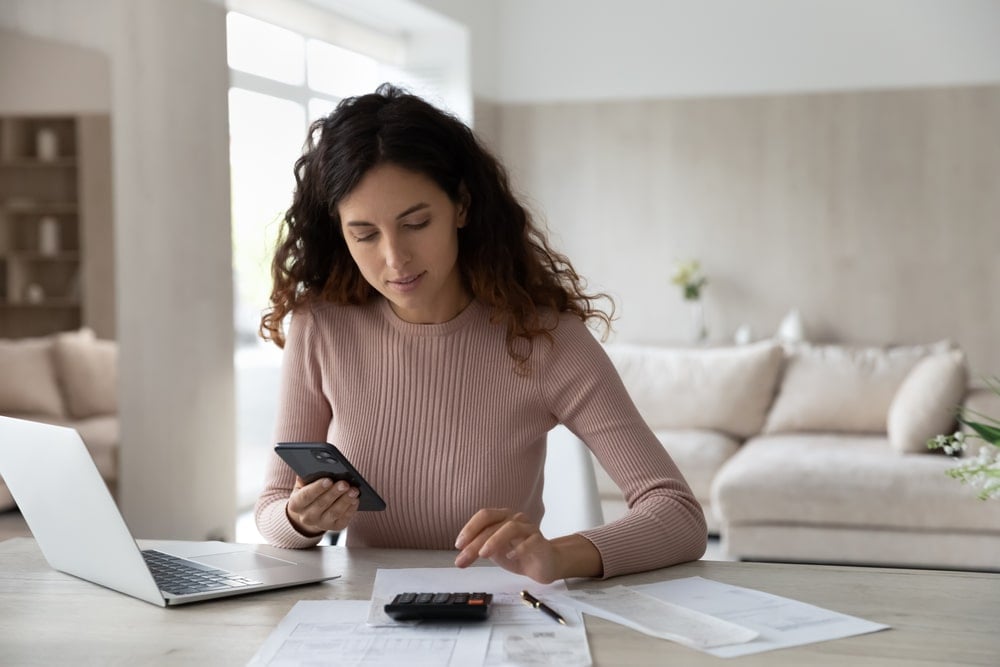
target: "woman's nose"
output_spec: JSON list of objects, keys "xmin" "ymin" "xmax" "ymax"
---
[{"xmin": 383, "ymin": 237, "xmax": 411, "ymax": 269}]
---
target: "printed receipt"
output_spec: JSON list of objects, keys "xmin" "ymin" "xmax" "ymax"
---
[{"xmin": 553, "ymin": 585, "xmax": 758, "ymax": 649}]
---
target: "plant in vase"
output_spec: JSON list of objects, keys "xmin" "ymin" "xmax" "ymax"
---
[
  {"xmin": 927, "ymin": 377, "xmax": 1000, "ymax": 500},
  {"xmin": 671, "ymin": 259, "xmax": 708, "ymax": 342}
]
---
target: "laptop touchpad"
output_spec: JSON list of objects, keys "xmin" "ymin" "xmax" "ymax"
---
[{"xmin": 194, "ymin": 552, "xmax": 296, "ymax": 571}]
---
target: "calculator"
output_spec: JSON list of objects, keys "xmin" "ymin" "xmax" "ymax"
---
[{"xmin": 384, "ymin": 592, "xmax": 493, "ymax": 621}]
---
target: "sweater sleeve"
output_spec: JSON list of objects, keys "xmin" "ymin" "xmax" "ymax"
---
[
  {"xmin": 538, "ymin": 318, "xmax": 707, "ymax": 578},
  {"xmin": 254, "ymin": 306, "xmax": 334, "ymax": 548}
]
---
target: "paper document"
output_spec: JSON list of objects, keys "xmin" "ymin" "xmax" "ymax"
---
[
  {"xmin": 552, "ymin": 585, "xmax": 758, "ymax": 649},
  {"xmin": 250, "ymin": 567, "xmax": 592, "ymax": 666},
  {"xmin": 247, "ymin": 599, "xmax": 492, "ymax": 667},
  {"xmin": 369, "ymin": 567, "xmax": 591, "ymax": 667},
  {"xmin": 633, "ymin": 576, "xmax": 890, "ymax": 657}
]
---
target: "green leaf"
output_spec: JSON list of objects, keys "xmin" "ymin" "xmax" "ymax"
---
[{"xmin": 959, "ymin": 416, "xmax": 1000, "ymax": 445}]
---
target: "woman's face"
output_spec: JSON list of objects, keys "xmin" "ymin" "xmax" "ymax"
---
[{"xmin": 338, "ymin": 163, "xmax": 469, "ymax": 324}]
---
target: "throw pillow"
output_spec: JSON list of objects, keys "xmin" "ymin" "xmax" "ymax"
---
[
  {"xmin": 52, "ymin": 328, "xmax": 118, "ymax": 419},
  {"xmin": 763, "ymin": 341, "xmax": 953, "ymax": 434},
  {"xmin": 604, "ymin": 340, "xmax": 784, "ymax": 438},
  {"xmin": 887, "ymin": 350, "xmax": 968, "ymax": 454},
  {"xmin": 0, "ymin": 336, "xmax": 64, "ymax": 417}
]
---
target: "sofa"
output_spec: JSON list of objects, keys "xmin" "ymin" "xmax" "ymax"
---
[
  {"xmin": 0, "ymin": 328, "xmax": 118, "ymax": 510},
  {"xmin": 585, "ymin": 339, "xmax": 1000, "ymax": 571}
]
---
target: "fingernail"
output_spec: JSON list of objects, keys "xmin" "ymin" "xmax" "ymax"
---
[
  {"xmin": 348, "ymin": 488, "xmax": 359, "ymax": 498},
  {"xmin": 454, "ymin": 534, "xmax": 465, "ymax": 549},
  {"xmin": 337, "ymin": 482, "xmax": 348, "ymax": 491},
  {"xmin": 321, "ymin": 479, "xmax": 333, "ymax": 488}
]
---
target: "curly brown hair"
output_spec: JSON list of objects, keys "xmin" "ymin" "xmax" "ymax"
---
[{"xmin": 260, "ymin": 84, "xmax": 613, "ymax": 366}]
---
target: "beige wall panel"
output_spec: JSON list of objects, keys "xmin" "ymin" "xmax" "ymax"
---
[
  {"xmin": 495, "ymin": 86, "xmax": 1000, "ymax": 378},
  {"xmin": 111, "ymin": 0, "xmax": 236, "ymax": 540},
  {"xmin": 0, "ymin": 27, "xmax": 110, "ymax": 114},
  {"xmin": 77, "ymin": 114, "xmax": 115, "ymax": 339}
]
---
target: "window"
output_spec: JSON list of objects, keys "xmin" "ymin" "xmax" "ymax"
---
[
  {"xmin": 227, "ymin": 12, "xmax": 387, "ymax": 344},
  {"xmin": 226, "ymin": 8, "xmax": 469, "ymax": 534}
]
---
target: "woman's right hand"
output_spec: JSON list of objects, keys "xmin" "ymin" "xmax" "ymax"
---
[{"xmin": 285, "ymin": 477, "xmax": 360, "ymax": 537}]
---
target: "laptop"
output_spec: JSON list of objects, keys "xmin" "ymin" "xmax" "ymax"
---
[{"xmin": 0, "ymin": 415, "xmax": 339, "ymax": 606}]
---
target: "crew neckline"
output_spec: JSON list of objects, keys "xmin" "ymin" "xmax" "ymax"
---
[{"xmin": 378, "ymin": 297, "xmax": 484, "ymax": 337}]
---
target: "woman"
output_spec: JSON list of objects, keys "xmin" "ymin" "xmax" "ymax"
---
[{"xmin": 255, "ymin": 84, "xmax": 706, "ymax": 584}]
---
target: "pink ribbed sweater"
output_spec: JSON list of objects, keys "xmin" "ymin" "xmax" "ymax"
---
[{"xmin": 255, "ymin": 298, "xmax": 707, "ymax": 578}]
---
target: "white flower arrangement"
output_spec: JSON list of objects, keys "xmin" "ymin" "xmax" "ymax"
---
[{"xmin": 927, "ymin": 377, "xmax": 1000, "ymax": 500}]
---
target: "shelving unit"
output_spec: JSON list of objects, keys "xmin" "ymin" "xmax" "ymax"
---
[{"xmin": 0, "ymin": 115, "xmax": 113, "ymax": 338}]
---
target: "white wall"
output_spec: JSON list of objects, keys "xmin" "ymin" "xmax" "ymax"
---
[
  {"xmin": 0, "ymin": 27, "xmax": 110, "ymax": 113},
  {"xmin": 0, "ymin": 0, "xmax": 237, "ymax": 540},
  {"xmin": 414, "ymin": 0, "xmax": 1000, "ymax": 380},
  {"xmin": 420, "ymin": 0, "xmax": 1000, "ymax": 102},
  {"xmin": 497, "ymin": 87, "xmax": 1000, "ymax": 377}
]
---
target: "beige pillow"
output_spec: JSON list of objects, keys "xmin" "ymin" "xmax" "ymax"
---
[
  {"xmin": 52, "ymin": 328, "xmax": 118, "ymax": 419},
  {"xmin": 763, "ymin": 341, "xmax": 952, "ymax": 434},
  {"xmin": 887, "ymin": 350, "xmax": 967, "ymax": 453},
  {"xmin": 604, "ymin": 340, "xmax": 783, "ymax": 438},
  {"xmin": 0, "ymin": 336, "xmax": 64, "ymax": 417}
]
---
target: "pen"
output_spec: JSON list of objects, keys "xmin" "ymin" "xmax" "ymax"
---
[{"xmin": 520, "ymin": 589, "xmax": 567, "ymax": 625}]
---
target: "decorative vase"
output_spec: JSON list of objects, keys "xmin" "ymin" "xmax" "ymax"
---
[
  {"xmin": 777, "ymin": 309, "xmax": 806, "ymax": 343},
  {"xmin": 689, "ymin": 299, "xmax": 708, "ymax": 343},
  {"xmin": 35, "ymin": 128, "xmax": 59, "ymax": 161},
  {"xmin": 25, "ymin": 283, "xmax": 45, "ymax": 304},
  {"xmin": 39, "ymin": 217, "xmax": 60, "ymax": 256}
]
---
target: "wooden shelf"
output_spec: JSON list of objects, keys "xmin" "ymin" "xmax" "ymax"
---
[
  {"xmin": 2, "ymin": 252, "xmax": 81, "ymax": 262},
  {"xmin": 0, "ymin": 158, "xmax": 77, "ymax": 168},
  {"xmin": 0, "ymin": 300, "xmax": 81, "ymax": 309},
  {"xmin": 0, "ymin": 114, "xmax": 110, "ymax": 339},
  {"xmin": 2, "ymin": 201, "xmax": 78, "ymax": 214}
]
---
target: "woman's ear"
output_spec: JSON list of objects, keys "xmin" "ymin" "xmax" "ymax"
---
[{"xmin": 457, "ymin": 183, "xmax": 471, "ymax": 228}]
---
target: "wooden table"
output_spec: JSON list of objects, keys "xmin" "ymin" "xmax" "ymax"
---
[{"xmin": 0, "ymin": 537, "xmax": 996, "ymax": 665}]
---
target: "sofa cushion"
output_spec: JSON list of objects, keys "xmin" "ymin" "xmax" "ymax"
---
[
  {"xmin": 52, "ymin": 329, "xmax": 118, "ymax": 419},
  {"xmin": 711, "ymin": 434, "xmax": 998, "ymax": 533},
  {"xmin": 604, "ymin": 341, "xmax": 783, "ymax": 438},
  {"xmin": 0, "ymin": 336, "xmax": 64, "ymax": 418},
  {"xmin": 887, "ymin": 350, "xmax": 968, "ymax": 454},
  {"xmin": 590, "ymin": 428, "xmax": 738, "ymax": 534},
  {"xmin": 653, "ymin": 429, "xmax": 740, "ymax": 505},
  {"xmin": 763, "ymin": 341, "xmax": 951, "ymax": 434}
]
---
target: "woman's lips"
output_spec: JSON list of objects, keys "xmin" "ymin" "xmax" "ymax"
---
[{"xmin": 387, "ymin": 272, "xmax": 425, "ymax": 293}]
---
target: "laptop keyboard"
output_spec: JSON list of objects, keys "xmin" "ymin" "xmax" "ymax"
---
[{"xmin": 142, "ymin": 549, "xmax": 263, "ymax": 596}]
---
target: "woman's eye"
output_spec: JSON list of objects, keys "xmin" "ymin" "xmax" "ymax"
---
[
  {"xmin": 353, "ymin": 233, "xmax": 377, "ymax": 243},
  {"xmin": 405, "ymin": 219, "xmax": 430, "ymax": 231}
]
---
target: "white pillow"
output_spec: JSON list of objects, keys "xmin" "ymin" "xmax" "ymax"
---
[
  {"xmin": 605, "ymin": 341, "xmax": 783, "ymax": 438},
  {"xmin": 887, "ymin": 350, "xmax": 968, "ymax": 453},
  {"xmin": 52, "ymin": 328, "xmax": 118, "ymax": 419},
  {"xmin": 0, "ymin": 336, "xmax": 64, "ymax": 417},
  {"xmin": 763, "ymin": 341, "xmax": 952, "ymax": 434}
]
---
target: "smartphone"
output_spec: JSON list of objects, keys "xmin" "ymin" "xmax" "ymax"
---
[{"xmin": 275, "ymin": 442, "xmax": 386, "ymax": 511}]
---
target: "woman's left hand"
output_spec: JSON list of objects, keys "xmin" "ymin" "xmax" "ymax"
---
[{"xmin": 454, "ymin": 508, "xmax": 602, "ymax": 583}]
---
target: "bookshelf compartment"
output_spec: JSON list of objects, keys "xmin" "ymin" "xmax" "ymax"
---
[{"xmin": 0, "ymin": 114, "xmax": 109, "ymax": 338}]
